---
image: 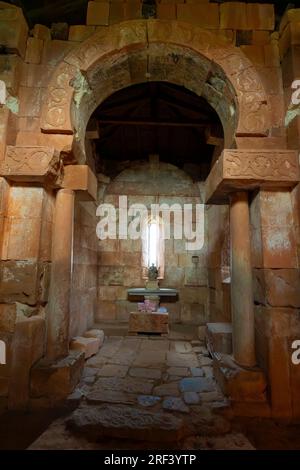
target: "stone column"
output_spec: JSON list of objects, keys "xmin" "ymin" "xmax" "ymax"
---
[
  {"xmin": 230, "ymin": 191, "xmax": 256, "ymax": 367},
  {"xmin": 46, "ymin": 189, "xmax": 74, "ymax": 361}
]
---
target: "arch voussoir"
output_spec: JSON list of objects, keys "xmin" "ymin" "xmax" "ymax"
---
[{"xmin": 40, "ymin": 19, "xmax": 271, "ymax": 156}]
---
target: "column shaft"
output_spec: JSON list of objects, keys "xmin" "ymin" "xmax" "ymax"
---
[
  {"xmin": 230, "ymin": 191, "xmax": 256, "ymax": 367},
  {"xmin": 46, "ymin": 189, "xmax": 74, "ymax": 361}
]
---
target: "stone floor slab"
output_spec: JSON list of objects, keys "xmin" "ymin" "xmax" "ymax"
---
[
  {"xmin": 129, "ymin": 367, "xmax": 162, "ymax": 380},
  {"xmin": 183, "ymin": 392, "xmax": 200, "ymax": 405},
  {"xmin": 167, "ymin": 367, "xmax": 190, "ymax": 377},
  {"xmin": 171, "ymin": 341, "xmax": 193, "ymax": 354},
  {"xmin": 179, "ymin": 377, "xmax": 216, "ymax": 393},
  {"xmin": 167, "ymin": 352, "xmax": 199, "ymax": 368},
  {"xmin": 140, "ymin": 340, "xmax": 170, "ymax": 351},
  {"xmin": 162, "ymin": 397, "xmax": 189, "ymax": 413},
  {"xmin": 106, "ymin": 351, "xmax": 136, "ymax": 366},
  {"xmin": 190, "ymin": 367, "xmax": 204, "ymax": 377},
  {"xmin": 86, "ymin": 390, "xmax": 136, "ymax": 405},
  {"xmin": 84, "ymin": 355, "xmax": 107, "ymax": 368},
  {"xmin": 94, "ymin": 376, "xmax": 154, "ymax": 395},
  {"xmin": 98, "ymin": 338, "xmax": 123, "ymax": 358},
  {"xmin": 137, "ymin": 395, "xmax": 161, "ymax": 407},
  {"xmin": 153, "ymin": 382, "xmax": 180, "ymax": 397},
  {"xmin": 97, "ymin": 365, "xmax": 129, "ymax": 378},
  {"xmin": 133, "ymin": 351, "xmax": 166, "ymax": 368}
]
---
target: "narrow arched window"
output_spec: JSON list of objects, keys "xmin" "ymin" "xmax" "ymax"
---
[
  {"xmin": 148, "ymin": 221, "xmax": 159, "ymax": 267},
  {"xmin": 142, "ymin": 217, "xmax": 164, "ymax": 279}
]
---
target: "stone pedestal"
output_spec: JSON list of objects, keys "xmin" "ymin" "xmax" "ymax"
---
[
  {"xmin": 46, "ymin": 189, "xmax": 75, "ymax": 361},
  {"xmin": 230, "ymin": 192, "xmax": 256, "ymax": 368},
  {"xmin": 146, "ymin": 280, "xmax": 159, "ymax": 289}
]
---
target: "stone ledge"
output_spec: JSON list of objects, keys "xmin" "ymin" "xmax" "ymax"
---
[
  {"xmin": 30, "ymin": 350, "xmax": 84, "ymax": 402},
  {"xmin": 66, "ymin": 404, "xmax": 187, "ymax": 443},
  {"xmin": 205, "ymin": 149, "xmax": 299, "ymax": 204}
]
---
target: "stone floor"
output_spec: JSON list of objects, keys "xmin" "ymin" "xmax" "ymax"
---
[
  {"xmin": 81, "ymin": 336, "xmax": 222, "ymax": 409},
  {"xmin": 2, "ymin": 333, "xmax": 300, "ymax": 449},
  {"xmin": 29, "ymin": 334, "xmax": 255, "ymax": 450}
]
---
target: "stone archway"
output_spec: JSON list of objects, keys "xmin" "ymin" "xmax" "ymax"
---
[
  {"xmin": 27, "ymin": 19, "xmax": 299, "ymax": 418},
  {"xmin": 39, "ymin": 19, "xmax": 275, "ymax": 390},
  {"xmin": 40, "ymin": 20, "xmax": 271, "ymax": 163}
]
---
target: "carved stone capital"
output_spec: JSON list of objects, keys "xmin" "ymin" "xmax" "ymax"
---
[
  {"xmin": 0, "ymin": 146, "xmax": 63, "ymax": 186},
  {"xmin": 206, "ymin": 149, "xmax": 300, "ymax": 204}
]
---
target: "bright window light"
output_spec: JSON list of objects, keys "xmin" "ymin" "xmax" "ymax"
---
[{"xmin": 148, "ymin": 222, "xmax": 158, "ymax": 267}]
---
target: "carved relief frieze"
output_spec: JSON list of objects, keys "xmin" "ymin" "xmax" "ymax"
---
[
  {"xmin": 0, "ymin": 146, "xmax": 63, "ymax": 185},
  {"xmin": 206, "ymin": 149, "xmax": 300, "ymax": 204},
  {"xmin": 224, "ymin": 150, "xmax": 299, "ymax": 180}
]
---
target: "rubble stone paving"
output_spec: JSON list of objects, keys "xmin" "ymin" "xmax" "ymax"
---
[{"xmin": 29, "ymin": 335, "xmax": 257, "ymax": 450}]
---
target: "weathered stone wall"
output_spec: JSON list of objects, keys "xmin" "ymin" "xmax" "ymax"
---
[
  {"xmin": 96, "ymin": 161, "xmax": 208, "ymax": 326},
  {"xmin": 0, "ymin": 182, "xmax": 54, "ymax": 409},
  {"xmin": 251, "ymin": 189, "xmax": 300, "ymax": 418}
]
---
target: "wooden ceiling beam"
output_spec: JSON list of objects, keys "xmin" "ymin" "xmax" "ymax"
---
[{"xmin": 98, "ymin": 120, "xmax": 212, "ymax": 128}]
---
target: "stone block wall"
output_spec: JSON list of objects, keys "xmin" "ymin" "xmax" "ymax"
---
[
  {"xmin": 96, "ymin": 161, "xmax": 208, "ymax": 326},
  {"xmin": 251, "ymin": 189, "xmax": 300, "ymax": 418},
  {"xmin": 0, "ymin": 181, "xmax": 54, "ymax": 409}
]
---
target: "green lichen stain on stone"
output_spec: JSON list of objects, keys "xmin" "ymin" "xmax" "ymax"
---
[
  {"xmin": 72, "ymin": 71, "xmax": 92, "ymax": 108},
  {"xmin": 285, "ymin": 104, "xmax": 300, "ymax": 127},
  {"xmin": 5, "ymin": 95, "xmax": 19, "ymax": 114}
]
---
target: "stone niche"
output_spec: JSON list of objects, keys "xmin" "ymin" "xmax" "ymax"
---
[{"xmin": 96, "ymin": 160, "xmax": 209, "ymax": 327}]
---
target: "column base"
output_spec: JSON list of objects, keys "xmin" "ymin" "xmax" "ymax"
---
[
  {"xmin": 212, "ymin": 351, "xmax": 270, "ymax": 416},
  {"xmin": 30, "ymin": 350, "xmax": 84, "ymax": 405}
]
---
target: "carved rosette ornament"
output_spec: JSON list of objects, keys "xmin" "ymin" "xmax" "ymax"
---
[
  {"xmin": 0, "ymin": 146, "xmax": 63, "ymax": 186},
  {"xmin": 41, "ymin": 62, "xmax": 77, "ymax": 134}
]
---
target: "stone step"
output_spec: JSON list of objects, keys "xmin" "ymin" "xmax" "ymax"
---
[
  {"xmin": 66, "ymin": 404, "xmax": 187, "ymax": 443},
  {"xmin": 94, "ymin": 322, "xmax": 198, "ymax": 340},
  {"xmin": 70, "ymin": 336, "xmax": 101, "ymax": 359},
  {"xmin": 93, "ymin": 322, "xmax": 128, "ymax": 337}
]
